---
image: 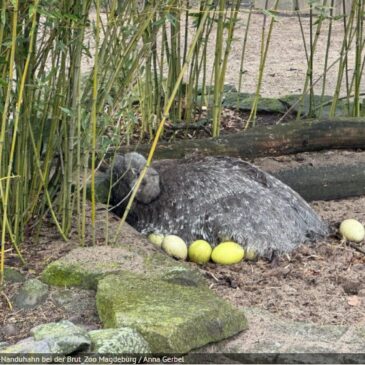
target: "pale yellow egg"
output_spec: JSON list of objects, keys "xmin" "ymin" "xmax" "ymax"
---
[
  {"xmin": 339, "ymin": 219, "xmax": 365, "ymax": 243},
  {"xmin": 188, "ymin": 240, "xmax": 212, "ymax": 264},
  {"xmin": 211, "ymin": 241, "xmax": 244, "ymax": 265},
  {"xmin": 148, "ymin": 233, "xmax": 164, "ymax": 247},
  {"xmin": 162, "ymin": 235, "xmax": 188, "ymax": 260}
]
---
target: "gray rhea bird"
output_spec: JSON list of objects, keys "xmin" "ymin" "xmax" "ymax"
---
[{"xmin": 109, "ymin": 152, "xmax": 328, "ymax": 256}]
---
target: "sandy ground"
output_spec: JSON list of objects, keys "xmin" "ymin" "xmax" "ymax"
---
[
  {"xmin": 204, "ymin": 11, "xmax": 363, "ymax": 97},
  {"xmin": 82, "ymin": 9, "xmax": 363, "ymax": 99}
]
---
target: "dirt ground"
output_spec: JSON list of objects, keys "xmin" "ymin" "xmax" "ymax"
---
[
  {"xmin": 83, "ymin": 8, "xmax": 364, "ymax": 98},
  {"xmin": 1, "ymin": 150, "xmax": 365, "ymax": 346},
  {"xmin": 204, "ymin": 195, "xmax": 365, "ymax": 326},
  {"xmin": 220, "ymin": 10, "xmax": 364, "ymax": 97}
]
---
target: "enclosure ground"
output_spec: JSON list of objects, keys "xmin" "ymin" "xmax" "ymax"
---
[
  {"xmin": 203, "ymin": 11, "xmax": 365, "ymax": 98},
  {"xmin": 1, "ymin": 149, "xmax": 364, "ymax": 346}
]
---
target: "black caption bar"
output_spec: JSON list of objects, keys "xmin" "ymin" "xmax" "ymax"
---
[{"xmin": 0, "ymin": 353, "xmax": 365, "ymax": 364}]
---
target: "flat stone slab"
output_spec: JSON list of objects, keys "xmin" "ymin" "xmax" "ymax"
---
[
  {"xmin": 41, "ymin": 213, "xmax": 201, "ymax": 290},
  {"xmin": 41, "ymin": 246, "xmax": 145, "ymax": 289},
  {"xmin": 41, "ymin": 246, "xmax": 202, "ymax": 290},
  {"xmin": 96, "ymin": 273, "xmax": 248, "ymax": 353}
]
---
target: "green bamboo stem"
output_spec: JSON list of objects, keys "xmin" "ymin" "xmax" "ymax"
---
[
  {"xmin": 353, "ymin": 0, "xmax": 364, "ymax": 116},
  {"xmin": 330, "ymin": 0, "xmax": 356, "ymax": 117},
  {"xmin": 246, "ymin": 0, "xmax": 279, "ymax": 127},
  {"xmin": 1, "ymin": 0, "xmax": 40, "ymax": 283},
  {"xmin": 296, "ymin": 0, "xmax": 327, "ymax": 119},
  {"xmin": 342, "ymin": 0, "xmax": 351, "ymax": 108},
  {"xmin": 0, "ymin": 0, "xmax": 19, "ymax": 283},
  {"xmin": 90, "ymin": 0, "xmax": 101, "ymax": 244},
  {"xmin": 238, "ymin": 3, "xmax": 253, "ymax": 96},
  {"xmin": 211, "ymin": 0, "xmax": 224, "ymax": 137},
  {"xmin": 214, "ymin": 0, "xmax": 240, "ymax": 136},
  {"xmin": 320, "ymin": 0, "xmax": 335, "ymax": 117},
  {"xmin": 113, "ymin": 0, "xmax": 213, "ymax": 243}
]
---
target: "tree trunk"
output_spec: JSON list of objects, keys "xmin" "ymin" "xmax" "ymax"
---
[{"xmin": 121, "ymin": 119, "xmax": 365, "ymax": 159}]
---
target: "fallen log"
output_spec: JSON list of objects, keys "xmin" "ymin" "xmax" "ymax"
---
[
  {"xmin": 253, "ymin": 150, "xmax": 365, "ymax": 201},
  {"xmin": 265, "ymin": 162, "xmax": 365, "ymax": 201},
  {"xmin": 120, "ymin": 119, "xmax": 365, "ymax": 159}
]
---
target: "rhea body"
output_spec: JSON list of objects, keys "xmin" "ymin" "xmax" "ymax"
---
[{"xmin": 109, "ymin": 152, "xmax": 328, "ymax": 256}]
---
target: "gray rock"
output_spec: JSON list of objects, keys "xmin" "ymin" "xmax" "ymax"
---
[
  {"xmin": 30, "ymin": 320, "xmax": 91, "ymax": 354},
  {"xmin": 13, "ymin": 279, "xmax": 49, "ymax": 309},
  {"xmin": 2, "ymin": 324, "xmax": 18, "ymax": 337},
  {"xmin": 279, "ymin": 94, "xmax": 352, "ymax": 118},
  {"xmin": 4, "ymin": 267, "xmax": 26, "ymax": 283},
  {"xmin": 50, "ymin": 287, "xmax": 99, "ymax": 325},
  {"xmin": 96, "ymin": 272, "xmax": 247, "ymax": 353},
  {"xmin": 51, "ymin": 288, "xmax": 74, "ymax": 306},
  {"xmin": 89, "ymin": 328, "xmax": 150, "ymax": 353},
  {"xmin": 0, "ymin": 342, "xmax": 9, "ymax": 350},
  {"xmin": 2, "ymin": 337, "xmax": 51, "ymax": 353}
]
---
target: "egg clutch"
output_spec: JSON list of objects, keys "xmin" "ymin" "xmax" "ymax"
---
[
  {"xmin": 149, "ymin": 233, "xmax": 253, "ymax": 265},
  {"xmin": 148, "ymin": 217, "xmax": 365, "ymax": 266}
]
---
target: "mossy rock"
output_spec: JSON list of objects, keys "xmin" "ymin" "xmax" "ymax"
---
[
  {"xmin": 89, "ymin": 328, "xmax": 150, "ymax": 353},
  {"xmin": 161, "ymin": 267, "xmax": 206, "ymax": 287},
  {"xmin": 41, "ymin": 247, "xmax": 145, "ymax": 289},
  {"xmin": 96, "ymin": 272, "xmax": 247, "ymax": 353},
  {"xmin": 4, "ymin": 267, "xmax": 25, "ymax": 283},
  {"xmin": 279, "ymin": 94, "xmax": 353, "ymax": 118},
  {"xmin": 222, "ymin": 93, "xmax": 286, "ymax": 113},
  {"xmin": 201, "ymin": 306, "xmax": 365, "ymax": 356},
  {"xmin": 13, "ymin": 279, "xmax": 49, "ymax": 309},
  {"xmin": 196, "ymin": 91, "xmax": 252, "ymax": 109},
  {"xmin": 41, "ymin": 246, "xmax": 199, "ymax": 290},
  {"xmin": 2, "ymin": 321, "xmax": 90, "ymax": 354}
]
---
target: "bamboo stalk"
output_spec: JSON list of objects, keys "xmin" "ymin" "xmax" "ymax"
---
[
  {"xmin": 90, "ymin": 0, "xmax": 101, "ymax": 244},
  {"xmin": 1, "ymin": 0, "xmax": 39, "ymax": 283},
  {"xmin": 113, "ymin": 0, "xmax": 213, "ymax": 243},
  {"xmin": 238, "ymin": 2, "xmax": 253, "ymax": 96},
  {"xmin": 246, "ymin": 0, "xmax": 279, "ymax": 127}
]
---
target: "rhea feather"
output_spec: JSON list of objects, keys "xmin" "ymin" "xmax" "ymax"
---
[{"xmin": 109, "ymin": 152, "xmax": 328, "ymax": 256}]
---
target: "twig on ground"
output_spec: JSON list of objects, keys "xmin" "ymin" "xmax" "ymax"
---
[{"xmin": 347, "ymin": 241, "xmax": 365, "ymax": 255}]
